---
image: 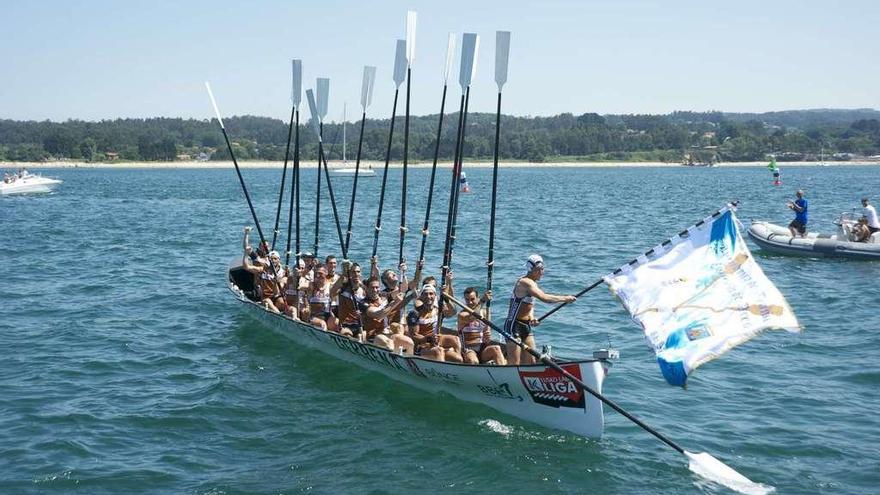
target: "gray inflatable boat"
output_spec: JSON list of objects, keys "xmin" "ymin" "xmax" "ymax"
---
[{"xmin": 747, "ymin": 220, "xmax": 880, "ymax": 260}]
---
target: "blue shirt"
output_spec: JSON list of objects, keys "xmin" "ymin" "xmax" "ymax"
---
[{"xmin": 794, "ymin": 198, "xmax": 808, "ymax": 224}]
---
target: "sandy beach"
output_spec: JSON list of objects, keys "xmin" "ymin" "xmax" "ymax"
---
[{"xmin": 5, "ymin": 160, "xmax": 880, "ymax": 170}]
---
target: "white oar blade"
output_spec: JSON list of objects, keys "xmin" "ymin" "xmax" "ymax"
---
[
  {"xmin": 291, "ymin": 59, "xmax": 303, "ymax": 107},
  {"xmin": 204, "ymin": 82, "xmax": 224, "ymax": 129},
  {"xmin": 406, "ymin": 10, "xmax": 417, "ymax": 66},
  {"xmin": 459, "ymin": 33, "xmax": 479, "ymax": 90},
  {"xmin": 393, "ymin": 39, "xmax": 407, "ymax": 87},
  {"xmin": 442, "ymin": 33, "xmax": 456, "ymax": 83},
  {"xmin": 361, "ymin": 65, "xmax": 377, "ymax": 110},
  {"xmin": 494, "ymin": 31, "xmax": 511, "ymax": 90},
  {"xmin": 685, "ymin": 451, "xmax": 774, "ymax": 495},
  {"xmin": 316, "ymin": 78, "xmax": 330, "ymax": 120},
  {"xmin": 305, "ymin": 89, "xmax": 321, "ymax": 138}
]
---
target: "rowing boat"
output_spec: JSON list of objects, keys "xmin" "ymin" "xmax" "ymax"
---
[{"xmin": 228, "ymin": 263, "xmax": 614, "ymax": 439}]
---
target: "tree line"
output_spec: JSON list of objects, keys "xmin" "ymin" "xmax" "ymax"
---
[{"xmin": 1, "ymin": 109, "xmax": 879, "ymax": 163}]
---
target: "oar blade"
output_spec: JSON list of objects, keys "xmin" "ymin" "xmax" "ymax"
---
[
  {"xmin": 494, "ymin": 31, "xmax": 511, "ymax": 90},
  {"xmin": 361, "ymin": 65, "xmax": 377, "ymax": 110},
  {"xmin": 442, "ymin": 32, "xmax": 456, "ymax": 83},
  {"xmin": 393, "ymin": 39, "xmax": 407, "ymax": 87},
  {"xmin": 305, "ymin": 89, "xmax": 320, "ymax": 138},
  {"xmin": 291, "ymin": 59, "xmax": 303, "ymax": 107},
  {"xmin": 316, "ymin": 78, "xmax": 330, "ymax": 121},
  {"xmin": 459, "ymin": 33, "xmax": 479, "ymax": 90},
  {"xmin": 406, "ymin": 10, "xmax": 417, "ymax": 66},
  {"xmin": 685, "ymin": 451, "xmax": 774, "ymax": 495}
]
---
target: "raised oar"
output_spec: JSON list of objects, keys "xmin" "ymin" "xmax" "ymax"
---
[
  {"xmin": 284, "ymin": 59, "xmax": 303, "ymax": 267},
  {"xmin": 312, "ymin": 77, "xmax": 330, "ymax": 257},
  {"xmin": 343, "ymin": 65, "xmax": 377, "ymax": 256},
  {"xmin": 443, "ymin": 292, "xmax": 771, "ymax": 495},
  {"xmin": 270, "ymin": 73, "xmax": 297, "ymax": 250},
  {"xmin": 417, "ymin": 33, "xmax": 456, "ymax": 266},
  {"xmin": 205, "ymin": 82, "xmax": 283, "ymax": 292},
  {"xmin": 306, "ymin": 88, "xmax": 347, "ymax": 258},
  {"xmin": 398, "ymin": 10, "xmax": 417, "ymax": 267},
  {"xmin": 438, "ymin": 32, "xmax": 479, "ymax": 326},
  {"xmin": 485, "ymin": 31, "xmax": 510, "ymax": 316},
  {"xmin": 536, "ymin": 201, "xmax": 741, "ymax": 323},
  {"xmin": 370, "ymin": 39, "xmax": 407, "ymax": 258}
]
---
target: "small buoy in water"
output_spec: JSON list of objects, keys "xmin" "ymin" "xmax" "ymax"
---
[{"xmin": 460, "ymin": 171, "xmax": 470, "ymax": 193}]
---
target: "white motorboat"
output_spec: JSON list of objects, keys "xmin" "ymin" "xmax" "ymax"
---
[
  {"xmin": 0, "ymin": 171, "xmax": 63, "ymax": 195},
  {"xmin": 748, "ymin": 213, "xmax": 880, "ymax": 260}
]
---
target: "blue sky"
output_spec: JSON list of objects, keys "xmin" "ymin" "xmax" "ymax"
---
[{"xmin": 2, "ymin": 0, "xmax": 878, "ymax": 122}]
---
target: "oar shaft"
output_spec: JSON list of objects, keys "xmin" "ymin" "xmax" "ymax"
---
[
  {"xmin": 371, "ymin": 89, "xmax": 400, "ymax": 258},
  {"xmin": 399, "ymin": 67, "xmax": 412, "ymax": 265},
  {"xmin": 314, "ymin": 123, "xmax": 323, "ymax": 256},
  {"xmin": 272, "ymin": 104, "xmax": 296, "ymax": 250},
  {"xmin": 486, "ymin": 91, "xmax": 503, "ymax": 311},
  {"xmin": 344, "ymin": 110, "xmax": 368, "ymax": 257},
  {"xmin": 418, "ymin": 83, "xmax": 448, "ymax": 264},
  {"xmin": 318, "ymin": 140, "xmax": 347, "ymax": 259},
  {"xmin": 443, "ymin": 293, "xmax": 685, "ymax": 455},
  {"xmin": 438, "ymin": 93, "xmax": 467, "ymax": 295},
  {"xmin": 285, "ymin": 110, "xmax": 300, "ymax": 267},
  {"xmin": 537, "ymin": 278, "xmax": 603, "ymax": 322}
]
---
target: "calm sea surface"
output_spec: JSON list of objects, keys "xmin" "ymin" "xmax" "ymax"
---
[{"xmin": 2, "ymin": 165, "xmax": 879, "ymax": 494}]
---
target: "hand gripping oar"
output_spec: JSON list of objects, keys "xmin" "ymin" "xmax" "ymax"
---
[
  {"xmin": 205, "ymin": 82, "xmax": 284, "ymax": 296},
  {"xmin": 443, "ymin": 292, "xmax": 772, "ymax": 495},
  {"xmin": 537, "ymin": 202, "xmax": 742, "ymax": 323}
]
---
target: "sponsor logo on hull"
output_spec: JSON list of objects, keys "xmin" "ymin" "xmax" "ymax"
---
[{"xmin": 518, "ymin": 364, "xmax": 585, "ymax": 409}]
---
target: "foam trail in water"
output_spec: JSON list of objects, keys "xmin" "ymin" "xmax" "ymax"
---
[{"xmin": 686, "ymin": 451, "xmax": 774, "ymax": 495}]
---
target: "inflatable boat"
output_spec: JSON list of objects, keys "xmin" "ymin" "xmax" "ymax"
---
[{"xmin": 748, "ymin": 216, "xmax": 880, "ymax": 260}]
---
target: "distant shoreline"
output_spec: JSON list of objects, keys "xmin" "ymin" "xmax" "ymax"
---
[{"xmin": 4, "ymin": 160, "xmax": 880, "ymax": 170}]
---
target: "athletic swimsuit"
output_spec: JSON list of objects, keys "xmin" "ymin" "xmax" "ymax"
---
[
  {"xmin": 410, "ymin": 306, "xmax": 438, "ymax": 353},
  {"xmin": 380, "ymin": 287, "xmax": 406, "ymax": 325},
  {"xmin": 257, "ymin": 267, "xmax": 280, "ymax": 300},
  {"xmin": 503, "ymin": 285, "xmax": 534, "ymax": 342},
  {"xmin": 309, "ymin": 283, "xmax": 333, "ymax": 320},
  {"xmin": 460, "ymin": 314, "xmax": 490, "ymax": 354},
  {"xmin": 328, "ymin": 274, "xmax": 341, "ymax": 317}
]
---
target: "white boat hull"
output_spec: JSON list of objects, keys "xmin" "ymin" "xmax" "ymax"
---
[
  {"xmin": 748, "ymin": 221, "xmax": 880, "ymax": 260},
  {"xmin": 328, "ymin": 167, "xmax": 376, "ymax": 177},
  {"xmin": 0, "ymin": 176, "xmax": 62, "ymax": 195},
  {"xmin": 228, "ymin": 275, "xmax": 610, "ymax": 438}
]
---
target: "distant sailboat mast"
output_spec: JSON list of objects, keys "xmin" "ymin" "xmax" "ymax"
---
[{"xmin": 342, "ymin": 102, "xmax": 347, "ymax": 166}]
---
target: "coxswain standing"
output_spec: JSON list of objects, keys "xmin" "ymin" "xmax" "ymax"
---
[{"xmin": 503, "ymin": 255, "xmax": 575, "ymax": 365}]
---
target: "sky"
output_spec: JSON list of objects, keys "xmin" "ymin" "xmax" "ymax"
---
[{"xmin": 2, "ymin": 0, "xmax": 879, "ymax": 122}]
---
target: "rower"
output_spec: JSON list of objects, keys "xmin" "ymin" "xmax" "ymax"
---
[
  {"xmin": 407, "ymin": 283, "xmax": 461, "ymax": 362},
  {"xmin": 243, "ymin": 247, "xmax": 288, "ymax": 313},
  {"xmin": 363, "ymin": 277, "xmax": 416, "ymax": 353},
  {"xmin": 503, "ymin": 255, "xmax": 575, "ymax": 365},
  {"xmin": 331, "ymin": 261, "xmax": 366, "ymax": 338},
  {"xmin": 325, "ymin": 255, "xmax": 341, "ymax": 316},
  {"xmin": 458, "ymin": 287, "xmax": 506, "ymax": 365},
  {"xmin": 306, "ymin": 263, "xmax": 338, "ymax": 331}
]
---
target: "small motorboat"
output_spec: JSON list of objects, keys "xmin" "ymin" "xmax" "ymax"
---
[
  {"xmin": 1, "ymin": 170, "xmax": 63, "ymax": 195},
  {"xmin": 748, "ymin": 214, "xmax": 880, "ymax": 260}
]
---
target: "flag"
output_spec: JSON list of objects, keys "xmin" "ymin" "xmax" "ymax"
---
[{"xmin": 604, "ymin": 206, "xmax": 801, "ymax": 386}]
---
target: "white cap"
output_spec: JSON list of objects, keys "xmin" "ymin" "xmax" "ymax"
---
[
  {"xmin": 524, "ymin": 254, "xmax": 544, "ymax": 274},
  {"xmin": 268, "ymin": 250, "xmax": 281, "ymax": 259}
]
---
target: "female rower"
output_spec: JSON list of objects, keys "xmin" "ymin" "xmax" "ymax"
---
[
  {"xmin": 458, "ymin": 287, "xmax": 506, "ymax": 365},
  {"xmin": 363, "ymin": 277, "xmax": 416, "ymax": 353},
  {"xmin": 331, "ymin": 261, "xmax": 366, "ymax": 338},
  {"xmin": 306, "ymin": 264, "xmax": 338, "ymax": 331}
]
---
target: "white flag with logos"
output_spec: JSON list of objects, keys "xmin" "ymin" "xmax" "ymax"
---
[{"xmin": 604, "ymin": 206, "xmax": 801, "ymax": 386}]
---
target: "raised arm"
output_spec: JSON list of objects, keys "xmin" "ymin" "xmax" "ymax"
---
[{"xmin": 523, "ymin": 278, "xmax": 575, "ymax": 304}]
